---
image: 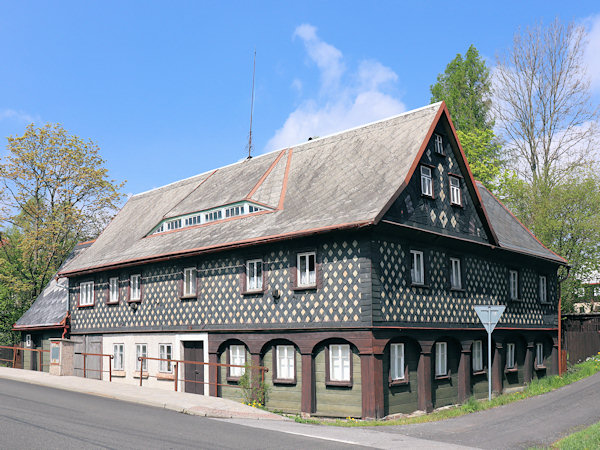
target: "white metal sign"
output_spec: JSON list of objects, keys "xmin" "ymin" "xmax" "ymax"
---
[{"xmin": 474, "ymin": 304, "xmax": 506, "ymax": 401}]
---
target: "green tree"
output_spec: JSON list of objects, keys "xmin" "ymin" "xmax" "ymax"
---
[
  {"xmin": 0, "ymin": 123, "xmax": 125, "ymax": 341},
  {"xmin": 430, "ymin": 45, "xmax": 502, "ymax": 188}
]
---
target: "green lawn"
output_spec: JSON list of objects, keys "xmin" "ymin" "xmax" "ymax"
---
[
  {"xmin": 292, "ymin": 354, "xmax": 600, "ymax": 427},
  {"xmin": 550, "ymin": 421, "xmax": 600, "ymax": 449}
]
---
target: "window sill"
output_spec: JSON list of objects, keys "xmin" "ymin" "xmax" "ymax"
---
[
  {"xmin": 450, "ymin": 202, "xmax": 463, "ymax": 208},
  {"xmin": 112, "ymin": 370, "xmax": 126, "ymax": 377},
  {"xmin": 325, "ymin": 380, "xmax": 352, "ymax": 388},
  {"xmin": 420, "ymin": 194, "xmax": 435, "ymax": 200},
  {"xmin": 226, "ymin": 376, "xmax": 241, "ymax": 383},
  {"xmin": 450, "ymin": 287, "xmax": 466, "ymax": 292},
  {"xmin": 127, "ymin": 299, "xmax": 142, "ymax": 304},
  {"xmin": 535, "ymin": 365, "xmax": 546, "ymax": 370},
  {"xmin": 77, "ymin": 304, "xmax": 94, "ymax": 308},
  {"xmin": 273, "ymin": 378, "xmax": 297, "ymax": 386},
  {"xmin": 180, "ymin": 295, "xmax": 197, "ymax": 300},
  {"xmin": 293, "ymin": 285, "xmax": 317, "ymax": 292},
  {"xmin": 540, "ymin": 301, "xmax": 552, "ymax": 306},
  {"xmin": 389, "ymin": 378, "xmax": 409, "ymax": 387},
  {"xmin": 133, "ymin": 372, "xmax": 149, "ymax": 379},
  {"xmin": 157, "ymin": 372, "xmax": 175, "ymax": 380},
  {"xmin": 509, "ymin": 298, "xmax": 522, "ymax": 302},
  {"xmin": 434, "ymin": 151, "xmax": 446, "ymax": 157},
  {"xmin": 105, "ymin": 301, "xmax": 119, "ymax": 305},
  {"xmin": 242, "ymin": 290, "xmax": 265, "ymax": 296},
  {"xmin": 472, "ymin": 370, "xmax": 487, "ymax": 376},
  {"xmin": 505, "ymin": 367, "xmax": 518, "ymax": 373},
  {"xmin": 435, "ymin": 374, "xmax": 451, "ymax": 380},
  {"xmin": 411, "ymin": 283, "xmax": 429, "ymax": 289}
]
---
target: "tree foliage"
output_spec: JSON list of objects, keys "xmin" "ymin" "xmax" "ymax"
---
[{"xmin": 0, "ymin": 123, "xmax": 125, "ymax": 342}]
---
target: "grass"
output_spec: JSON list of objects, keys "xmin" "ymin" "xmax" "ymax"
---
[
  {"xmin": 292, "ymin": 354, "xmax": 600, "ymax": 427},
  {"xmin": 550, "ymin": 421, "xmax": 600, "ymax": 449}
]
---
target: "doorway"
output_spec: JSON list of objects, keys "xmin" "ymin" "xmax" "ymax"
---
[{"xmin": 183, "ymin": 341, "xmax": 204, "ymax": 395}]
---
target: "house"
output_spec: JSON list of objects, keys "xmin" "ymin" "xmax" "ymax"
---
[
  {"xmin": 57, "ymin": 102, "xmax": 565, "ymax": 418},
  {"xmin": 13, "ymin": 241, "xmax": 93, "ymax": 371}
]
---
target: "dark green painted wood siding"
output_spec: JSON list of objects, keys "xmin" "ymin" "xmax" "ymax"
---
[
  {"xmin": 263, "ymin": 347, "xmax": 301, "ymax": 413},
  {"xmin": 383, "ymin": 341, "xmax": 419, "ymax": 415}
]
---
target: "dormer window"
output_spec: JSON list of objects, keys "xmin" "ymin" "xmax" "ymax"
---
[
  {"xmin": 225, "ymin": 205, "xmax": 243, "ymax": 218},
  {"xmin": 434, "ymin": 134, "xmax": 444, "ymax": 155},
  {"xmin": 449, "ymin": 176, "xmax": 462, "ymax": 206},
  {"xmin": 205, "ymin": 210, "xmax": 222, "ymax": 223},
  {"xmin": 420, "ymin": 166, "xmax": 433, "ymax": 197}
]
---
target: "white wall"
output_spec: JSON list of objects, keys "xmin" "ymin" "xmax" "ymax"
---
[{"xmin": 102, "ymin": 332, "xmax": 208, "ymax": 394}]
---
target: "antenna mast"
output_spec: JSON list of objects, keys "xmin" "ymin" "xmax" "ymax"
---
[{"xmin": 247, "ymin": 49, "xmax": 256, "ymax": 159}]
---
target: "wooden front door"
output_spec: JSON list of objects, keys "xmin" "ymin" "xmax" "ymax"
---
[{"xmin": 183, "ymin": 342, "xmax": 204, "ymax": 395}]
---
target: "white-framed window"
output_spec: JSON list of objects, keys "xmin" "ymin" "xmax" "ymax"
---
[
  {"xmin": 509, "ymin": 270, "xmax": 519, "ymax": 300},
  {"xmin": 136, "ymin": 344, "xmax": 147, "ymax": 372},
  {"xmin": 159, "ymin": 343, "xmax": 173, "ymax": 373},
  {"xmin": 225, "ymin": 205, "xmax": 243, "ymax": 218},
  {"xmin": 183, "ymin": 267, "xmax": 196, "ymax": 297},
  {"xmin": 248, "ymin": 204, "xmax": 263, "ymax": 213},
  {"xmin": 297, "ymin": 252, "xmax": 316, "ymax": 287},
  {"xmin": 390, "ymin": 343, "xmax": 405, "ymax": 381},
  {"xmin": 449, "ymin": 176, "xmax": 462, "ymax": 205},
  {"xmin": 204, "ymin": 210, "xmax": 222, "ymax": 223},
  {"xmin": 536, "ymin": 342, "xmax": 544, "ymax": 367},
  {"xmin": 80, "ymin": 281, "xmax": 94, "ymax": 306},
  {"xmin": 25, "ymin": 334, "xmax": 32, "ymax": 348},
  {"xmin": 450, "ymin": 257, "xmax": 462, "ymax": 289},
  {"xmin": 329, "ymin": 344, "xmax": 351, "ymax": 382},
  {"xmin": 230, "ymin": 345, "xmax": 246, "ymax": 377},
  {"xmin": 130, "ymin": 274, "xmax": 141, "ymax": 301},
  {"xmin": 473, "ymin": 340, "xmax": 483, "ymax": 372},
  {"xmin": 434, "ymin": 133, "xmax": 444, "ymax": 154},
  {"xmin": 109, "ymin": 277, "xmax": 119, "ymax": 303},
  {"xmin": 246, "ymin": 259, "xmax": 263, "ymax": 291},
  {"xmin": 506, "ymin": 343, "xmax": 516, "ymax": 369},
  {"xmin": 113, "ymin": 343, "xmax": 124, "ymax": 371},
  {"xmin": 276, "ymin": 345, "xmax": 295, "ymax": 380},
  {"xmin": 410, "ymin": 250, "xmax": 424, "ymax": 285},
  {"xmin": 421, "ymin": 166, "xmax": 433, "ymax": 197},
  {"xmin": 539, "ymin": 276, "xmax": 547, "ymax": 303},
  {"xmin": 435, "ymin": 341, "xmax": 447, "ymax": 376}
]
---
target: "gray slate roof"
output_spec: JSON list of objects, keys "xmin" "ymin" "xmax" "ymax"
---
[
  {"xmin": 59, "ymin": 102, "xmax": 564, "ymax": 275},
  {"xmin": 14, "ymin": 241, "xmax": 93, "ymax": 328}
]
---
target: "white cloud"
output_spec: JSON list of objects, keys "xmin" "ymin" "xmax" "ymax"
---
[
  {"xmin": 0, "ymin": 108, "xmax": 38, "ymax": 124},
  {"xmin": 267, "ymin": 25, "xmax": 405, "ymax": 151},
  {"xmin": 583, "ymin": 14, "xmax": 600, "ymax": 92}
]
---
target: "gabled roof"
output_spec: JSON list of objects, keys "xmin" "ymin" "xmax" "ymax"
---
[
  {"xmin": 14, "ymin": 241, "xmax": 93, "ymax": 329},
  {"xmin": 59, "ymin": 102, "xmax": 564, "ymax": 276}
]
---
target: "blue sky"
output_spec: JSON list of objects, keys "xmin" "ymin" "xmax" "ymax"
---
[{"xmin": 1, "ymin": 1, "xmax": 599, "ymax": 197}]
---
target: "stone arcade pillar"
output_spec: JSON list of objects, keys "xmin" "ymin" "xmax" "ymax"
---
[
  {"xmin": 458, "ymin": 340, "xmax": 473, "ymax": 403},
  {"xmin": 491, "ymin": 342, "xmax": 503, "ymax": 394},
  {"xmin": 417, "ymin": 342, "xmax": 434, "ymax": 413},
  {"xmin": 360, "ymin": 353, "xmax": 384, "ymax": 419},
  {"xmin": 49, "ymin": 339, "xmax": 75, "ymax": 376},
  {"xmin": 300, "ymin": 352, "xmax": 314, "ymax": 416}
]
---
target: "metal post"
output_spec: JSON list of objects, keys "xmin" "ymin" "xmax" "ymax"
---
[
  {"xmin": 109, "ymin": 355, "xmax": 112, "ymax": 382},
  {"xmin": 488, "ymin": 331, "xmax": 492, "ymax": 402},
  {"xmin": 174, "ymin": 362, "xmax": 178, "ymax": 392},
  {"xmin": 139, "ymin": 358, "xmax": 143, "ymax": 386},
  {"xmin": 83, "ymin": 354, "xmax": 86, "ymax": 378}
]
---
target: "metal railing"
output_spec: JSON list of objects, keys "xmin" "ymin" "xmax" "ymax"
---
[
  {"xmin": 74, "ymin": 352, "xmax": 114, "ymax": 381},
  {"xmin": 137, "ymin": 356, "xmax": 268, "ymax": 395},
  {"xmin": 0, "ymin": 345, "xmax": 50, "ymax": 371}
]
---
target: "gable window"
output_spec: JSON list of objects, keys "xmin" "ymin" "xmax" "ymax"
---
[
  {"xmin": 410, "ymin": 250, "xmax": 424, "ymax": 285},
  {"xmin": 135, "ymin": 343, "xmax": 147, "ymax": 372},
  {"xmin": 435, "ymin": 342, "xmax": 447, "ymax": 377},
  {"xmin": 536, "ymin": 343, "xmax": 544, "ymax": 368},
  {"xmin": 159, "ymin": 344, "xmax": 173, "ymax": 373},
  {"xmin": 390, "ymin": 343, "xmax": 405, "ymax": 381},
  {"xmin": 276, "ymin": 345, "xmax": 295, "ymax": 381},
  {"xmin": 420, "ymin": 166, "xmax": 433, "ymax": 197},
  {"xmin": 434, "ymin": 133, "xmax": 444, "ymax": 154},
  {"xmin": 509, "ymin": 270, "xmax": 519, "ymax": 300},
  {"xmin": 79, "ymin": 281, "xmax": 94, "ymax": 307},
  {"xmin": 229, "ymin": 345, "xmax": 246, "ymax": 378},
  {"xmin": 130, "ymin": 274, "xmax": 141, "ymax": 301},
  {"xmin": 109, "ymin": 277, "xmax": 119, "ymax": 303},
  {"xmin": 473, "ymin": 340, "xmax": 483, "ymax": 372},
  {"xmin": 113, "ymin": 344, "xmax": 124, "ymax": 371},
  {"xmin": 183, "ymin": 267, "xmax": 196, "ymax": 297},
  {"xmin": 246, "ymin": 259, "xmax": 263, "ymax": 291},
  {"xmin": 506, "ymin": 343, "xmax": 516, "ymax": 369},
  {"xmin": 449, "ymin": 176, "xmax": 462, "ymax": 206},
  {"xmin": 297, "ymin": 252, "xmax": 316, "ymax": 287},
  {"xmin": 329, "ymin": 344, "xmax": 351, "ymax": 382},
  {"xmin": 450, "ymin": 257, "xmax": 462, "ymax": 289},
  {"xmin": 539, "ymin": 276, "xmax": 547, "ymax": 303}
]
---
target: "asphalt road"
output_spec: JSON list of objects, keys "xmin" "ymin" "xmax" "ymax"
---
[
  {"xmin": 369, "ymin": 371, "xmax": 600, "ymax": 449},
  {"xmin": 0, "ymin": 378, "xmax": 366, "ymax": 450}
]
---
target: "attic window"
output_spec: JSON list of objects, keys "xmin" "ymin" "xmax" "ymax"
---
[
  {"xmin": 205, "ymin": 210, "xmax": 222, "ymax": 223},
  {"xmin": 434, "ymin": 134, "xmax": 444, "ymax": 155},
  {"xmin": 420, "ymin": 166, "xmax": 433, "ymax": 197}
]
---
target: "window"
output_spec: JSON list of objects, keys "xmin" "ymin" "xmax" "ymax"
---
[
  {"xmin": 225, "ymin": 205, "xmax": 243, "ymax": 218},
  {"xmin": 297, "ymin": 252, "xmax": 316, "ymax": 287},
  {"xmin": 136, "ymin": 344, "xmax": 147, "ymax": 372},
  {"xmin": 166, "ymin": 218, "xmax": 182, "ymax": 231},
  {"xmin": 449, "ymin": 176, "xmax": 462, "ymax": 206},
  {"xmin": 246, "ymin": 259, "xmax": 263, "ymax": 291},
  {"xmin": 159, "ymin": 344, "xmax": 173, "ymax": 373},
  {"xmin": 329, "ymin": 344, "xmax": 351, "ymax": 382},
  {"xmin": 185, "ymin": 215, "xmax": 201, "ymax": 226},
  {"xmin": 248, "ymin": 205, "xmax": 263, "ymax": 213},
  {"xmin": 435, "ymin": 342, "xmax": 447, "ymax": 376},
  {"xmin": 410, "ymin": 250, "xmax": 424, "ymax": 285},
  {"xmin": 80, "ymin": 281, "xmax": 94, "ymax": 306},
  {"xmin": 509, "ymin": 270, "xmax": 519, "ymax": 300},
  {"xmin": 450, "ymin": 257, "xmax": 462, "ymax": 289},
  {"xmin": 25, "ymin": 334, "xmax": 32, "ymax": 348},
  {"xmin": 390, "ymin": 343, "xmax": 405, "ymax": 381},
  {"xmin": 473, "ymin": 340, "xmax": 483, "ymax": 372},
  {"xmin": 276, "ymin": 345, "xmax": 295, "ymax": 380},
  {"xmin": 506, "ymin": 343, "xmax": 516, "ymax": 369},
  {"xmin": 434, "ymin": 133, "xmax": 444, "ymax": 154},
  {"xmin": 539, "ymin": 276, "xmax": 547, "ymax": 303},
  {"xmin": 109, "ymin": 277, "xmax": 119, "ymax": 303},
  {"xmin": 204, "ymin": 210, "xmax": 222, "ymax": 222},
  {"xmin": 183, "ymin": 267, "xmax": 196, "ymax": 297},
  {"xmin": 420, "ymin": 166, "xmax": 433, "ymax": 197},
  {"xmin": 113, "ymin": 344, "xmax": 124, "ymax": 371},
  {"xmin": 536, "ymin": 343, "xmax": 544, "ymax": 368},
  {"xmin": 130, "ymin": 274, "xmax": 141, "ymax": 301},
  {"xmin": 229, "ymin": 345, "xmax": 246, "ymax": 378}
]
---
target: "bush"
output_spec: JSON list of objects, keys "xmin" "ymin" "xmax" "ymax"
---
[{"xmin": 238, "ymin": 363, "xmax": 270, "ymax": 407}]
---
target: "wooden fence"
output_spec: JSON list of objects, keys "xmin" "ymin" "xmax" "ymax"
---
[{"xmin": 562, "ymin": 314, "xmax": 600, "ymax": 365}]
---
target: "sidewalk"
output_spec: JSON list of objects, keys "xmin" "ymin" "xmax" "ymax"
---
[{"xmin": 0, "ymin": 366, "xmax": 284, "ymax": 420}]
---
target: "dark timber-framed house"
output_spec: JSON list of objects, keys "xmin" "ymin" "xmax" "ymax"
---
[{"xmin": 58, "ymin": 102, "xmax": 566, "ymax": 418}]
